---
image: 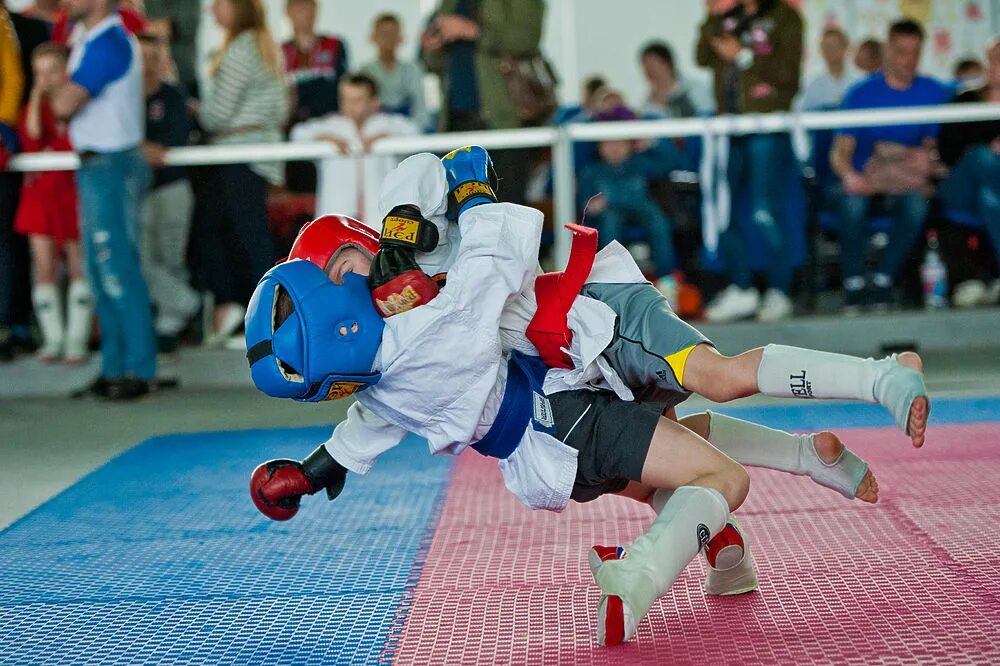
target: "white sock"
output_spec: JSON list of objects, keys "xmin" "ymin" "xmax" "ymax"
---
[
  {"xmin": 32, "ymin": 284, "xmax": 64, "ymax": 358},
  {"xmin": 598, "ymin": 486, "xmax": 729, "ymax": 617},
  {"xmin": 757, "ymin": 343, "xmax": 881, "ymax": 402},
  {"xmin": 64, "ymin": 280, "xmax": 93, "ymax": 360}
]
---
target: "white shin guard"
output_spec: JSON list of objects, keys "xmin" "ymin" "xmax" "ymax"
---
[
  {"xmin": 595, "ymin": 486, "xmax": 729, "ymax": 643},
  {"xmin": 705, "ymin": 411, "xmax": 869, "ymax": 499},
  {"xmin": 756, "ymin": 344, "xmax": 926, "ymax": 433}
]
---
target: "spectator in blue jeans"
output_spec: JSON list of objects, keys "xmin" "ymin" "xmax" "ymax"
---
[
  {"xmin": 937, "ymin": 38, "xmax": 1000, "ymax": 306},
  {"xmin": 829, "ymin": 19, "xmax": 950, "ymax": 313},
  {"xmin": 696, "ymin": 0, "xmax": 804, "ymax": 323},
  {"xmin": 577, "ymin": 105, "xmax": 683, "ymax": 302},
  {"xmin": 53, "ymin": 0, "xmax": 154, "ymax": 400}
]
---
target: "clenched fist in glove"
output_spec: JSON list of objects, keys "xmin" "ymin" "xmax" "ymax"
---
[
  {"xmin": 369, "ymin": 205, "xmax": 441, "ymax": 317},
  {"xmin": 441, "ymin": 145, "xmax": 498, "ymax": 220},
  {"xmin": 250, "ymin": 445, "xmax": 348, "ymax": 521}
]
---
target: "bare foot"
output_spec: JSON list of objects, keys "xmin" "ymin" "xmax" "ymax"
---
[
  {"xmin": 897, "ymin": 351, "xmax": 928, "ymax": 448},
  {"xmin": 813, "ymin": 431, "xmax": 879, "ymax": 504}
]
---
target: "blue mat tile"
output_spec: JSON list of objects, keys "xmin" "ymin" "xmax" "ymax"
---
[{"xmin": 0, "ymin": 427, "xmax": 452, "ymax": 665}]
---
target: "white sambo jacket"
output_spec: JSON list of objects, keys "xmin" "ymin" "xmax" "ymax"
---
[{"xmin": 323, "ymin": 154, "xmax": 648, "ymax": 512}]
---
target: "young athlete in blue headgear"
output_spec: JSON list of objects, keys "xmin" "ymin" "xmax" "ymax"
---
[{"xmin": 244, "ymin": 147, "xmax": 928, "ymax": 645}]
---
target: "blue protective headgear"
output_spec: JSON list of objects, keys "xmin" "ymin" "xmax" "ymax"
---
[{"xmin": 245, "ymin": 259, "xmax": 384, "ymax": 402}]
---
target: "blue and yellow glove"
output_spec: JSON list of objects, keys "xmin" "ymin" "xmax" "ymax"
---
[{"xmin": 441, "ymin": 145, "xmax": 498, "ymax": 221}]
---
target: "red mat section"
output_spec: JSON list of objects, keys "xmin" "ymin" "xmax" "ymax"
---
[{"xmin": 394, "ymin": 424, "xmax": 1000, "ymax": 664}]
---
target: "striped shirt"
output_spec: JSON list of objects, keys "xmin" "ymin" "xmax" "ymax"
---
[{"xmin": 201, "ymin": 32, "xmax": 289, "ymax": 184}]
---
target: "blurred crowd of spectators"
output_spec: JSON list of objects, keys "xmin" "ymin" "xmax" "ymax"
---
[{"xmin": 0, "ymin": 0, "xmax": 998, "ymax": 398}]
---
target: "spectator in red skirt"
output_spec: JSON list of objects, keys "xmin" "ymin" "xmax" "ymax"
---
[
  {"xmin": 51, "ymin": 0, "xmax": 147, "ymax": 44},
  {"xmin": 15, "ymin": 43, "xmax": 92, "ymax": 363}
]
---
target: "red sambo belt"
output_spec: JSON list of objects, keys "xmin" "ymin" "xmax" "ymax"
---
[{"xmin": 526, "ymin": 224, "xmax": 599, "ymax": 369}]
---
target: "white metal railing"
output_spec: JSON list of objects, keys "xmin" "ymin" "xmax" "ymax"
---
[{"xmin": 7, "ymin": 103, "xmax": 1000, "ymax": 264}]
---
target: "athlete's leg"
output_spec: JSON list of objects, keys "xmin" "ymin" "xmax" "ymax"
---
[
  {"xmin": 683, "ymin": 343, "xmax": 929, "ymax": 448},
  {"xmin": 679, "ymin": 411, "xmax": 878, "ymax": 503},
  {"xmin": 592, "ymin": 416, "xmax": 744, "ymax": 645}
]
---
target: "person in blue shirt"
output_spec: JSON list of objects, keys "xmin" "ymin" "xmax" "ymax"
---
[
  {"xmin": 52, "ymin": 0, "xmax": 155, "ymax": 400},
  {"xmin": 830, "ymin": 19, "xmax": 950, "ymax": 313}
]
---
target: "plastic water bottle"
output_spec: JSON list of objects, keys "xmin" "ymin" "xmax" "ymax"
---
[{"xmin": 920, "ymin": 232, "xmax": 948, "ymax": 309}]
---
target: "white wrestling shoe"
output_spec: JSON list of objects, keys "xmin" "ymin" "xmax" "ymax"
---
[
  {"xmin": 705, "ymin": 285, "xmax": 760, "ymax": 323},
  {"xmin": 703, "ymin": 519, "xmax": 759, "ymax": 596}
]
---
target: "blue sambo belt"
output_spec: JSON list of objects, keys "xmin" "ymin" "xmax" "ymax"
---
[{"xmin": 471, "ymin": 351, "xmax": 556, "ymax": 459}]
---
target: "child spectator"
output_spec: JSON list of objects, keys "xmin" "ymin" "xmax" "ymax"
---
[
  {"xmin": 953, "ymin": 58, "xmax": 984, "ymax": 93},
  {"xmin": 854, "ymin": 38, "xmax": 883, "ymax": 75},
  {"xmin": 283, "ymin": 0, "xmax": 348, "ymax": 125},
  {"xmin": 360, "ymin": 13, "xmax": 429, "ymax": 130},
  {"xmin": 799, "ymin": 27, "xmax": 859, "ymax": 111},
  {"xmin": 290, "ymin": 73, "xmax": 419, "ymax": 225},
  {"xmin": 577, "ymin": 104, "xmax": 681, "ymax": 303},
  {"xmin": 138, "ymin": 33, "xmax": 198, "ymax": 353},
  {"xmin": 14, "ymin": 43, "xmax": 91, "ymax": 363}
]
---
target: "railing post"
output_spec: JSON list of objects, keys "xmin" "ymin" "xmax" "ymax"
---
[{"xmin": 552, "ymin": 125, "xmax": 575, "ymax": 268}]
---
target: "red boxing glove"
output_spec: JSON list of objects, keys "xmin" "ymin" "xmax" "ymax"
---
[
  {"xmin": 249, "ymin": 447, "xmax": 348, "ymax": 521},
  {"xmin": 250, "ymin": 460, "xmax": 315, "ymax": 521},
  {"xmin": 368, "ymin": 247, "xmax": 440, "ymax": 317}
]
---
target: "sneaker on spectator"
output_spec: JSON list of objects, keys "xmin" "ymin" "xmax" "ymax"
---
[
  {"xmin": 655, "ymin": 275, "xmax": 678, "ymax": 310},
  {"xmin": 205, "ymin": 304, "xmax": 246, "ymax": 348},
  {"xmin": 108, "ymin": 377, "xmax": 154, "ymax": 402},
  {"xmin": 705, "ymin": 285, "xmax": 759, "ymax": 323},
  {"xmin": 756, "ymin": 289, "xmax": 793, "ymax": 322},
  {"xmin": 953, "ymin": 280, "xmax": 986, "ymax": 309},
  {"xmin": 842, "ymin": 287, "xmax": 867, "ymax": 316}
]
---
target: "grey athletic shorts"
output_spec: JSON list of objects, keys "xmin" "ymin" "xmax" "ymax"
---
[
  {"xmin": 582, "ymin": 282, "xmax": 712, "ymax": 412},
  {"xmin": 549, "ymin": 389, "xmax": 664, "ymax": 503}
]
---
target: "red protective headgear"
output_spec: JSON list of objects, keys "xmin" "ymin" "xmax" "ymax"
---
[{"xmin": 287, "ymin": 215, "xmax": 381, "ymax": 270}]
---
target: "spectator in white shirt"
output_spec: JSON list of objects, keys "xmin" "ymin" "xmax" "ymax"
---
[
  {"xmin": 799, "ymin": 27, "xmax": 858, "ymax": 111},
  {"xmin": 290, "ymin": 73, "xmax": 419, "ymax": 225}
]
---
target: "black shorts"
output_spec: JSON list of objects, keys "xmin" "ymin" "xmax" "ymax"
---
[{"xmin": 548, "ymin": 389, "xmax": 662, "ymax": 503}]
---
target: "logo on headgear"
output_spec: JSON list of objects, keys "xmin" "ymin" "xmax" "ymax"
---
[{"xmin": 323, "ymin": 381, "xmax": 367, "ymax": 401}]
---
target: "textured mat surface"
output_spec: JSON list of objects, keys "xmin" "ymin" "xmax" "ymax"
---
[
  {"xmin": 2, "ymin": 398, "xmax": 999, "ymax": 665},
  {"xmin": 395, "ymin": 402, "xmax": 1000, "ymax": 665},
  {"xmin": 0, "ymin": 428, "xmax": 452, "ymax": 665}
]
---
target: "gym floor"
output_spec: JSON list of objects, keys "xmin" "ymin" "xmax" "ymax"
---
[{"xmin": 1, "ymin": 349, "xmax": 998, "ymax": 664}]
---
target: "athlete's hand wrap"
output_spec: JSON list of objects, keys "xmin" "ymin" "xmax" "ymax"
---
[
  {"xmin": 249, "ymin": 446, "xmax": 348, "ymax": 521},
  {"xmin": 369, "ymin": 206, "xmax": 441, "ymax": 317},
  {"xmin": 441, "ymin": 145, "xmax": 498, "ymax": 221}
]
